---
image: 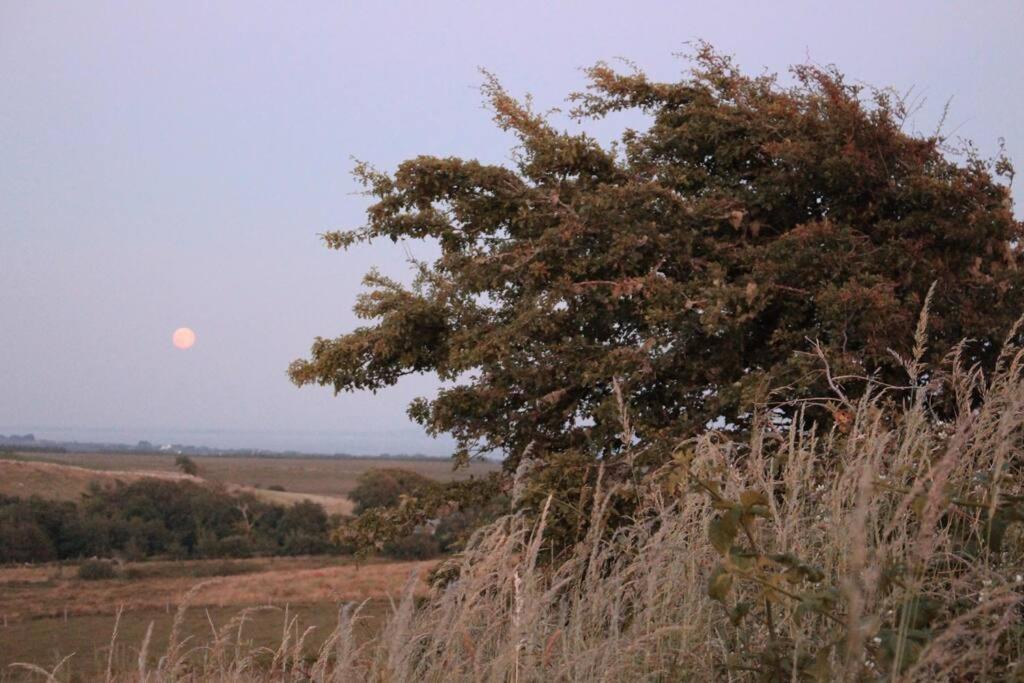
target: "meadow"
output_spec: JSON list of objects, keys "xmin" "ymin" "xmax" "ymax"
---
[
  {"xmin": 0, "ymin": 451, "xmax": 497, "ymax": 500},
  {"xmin": 0, "ymin": 555, "xmax": 431, "ymax": 680}
]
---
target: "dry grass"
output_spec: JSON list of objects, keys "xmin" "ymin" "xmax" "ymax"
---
[
  {"xmin": 0, "ymin": 557, "xmax": 433, "ymax": 623},
  {"xmin": 0, "ymin": 602, "xmax": 393, "ymax": 682},
  {"xmin": 0, "ymin": 557, "xmax": 432, "ymax": 681},
  {"xmin": 0, "ymin": 459, "xmax": 194, "ymax": 502},
  {"xmin": 0, "ymin": 453, "xmax": 498, "ymax": 518},
  {"xmin": 0, "ymin": 459, "xmax": 356, "ymax": 516},
  {"xmin": 2, "ymin": 452, "xmax": 498, "ymax": 497}
]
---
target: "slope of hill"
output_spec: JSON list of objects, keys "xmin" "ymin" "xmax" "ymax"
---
[
  {"xmin": 0, "ymin": 458, "xmax": 355, "ymax": 515},
  {"xmin": 2, "ymin": 450, "xmax": 498, "ymax": 496}
]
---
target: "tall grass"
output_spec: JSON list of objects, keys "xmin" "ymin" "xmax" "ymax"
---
[{"xmin": 11, "ymin": 320, "xmax": 1024, "ymax": 681}]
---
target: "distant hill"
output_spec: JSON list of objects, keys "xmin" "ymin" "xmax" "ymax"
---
[{"xmin": 0, "ymin": 458, "xmax": 354, "ymax": 516}]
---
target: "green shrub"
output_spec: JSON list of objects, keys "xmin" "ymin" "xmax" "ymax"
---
[
  {"xmin": 174, "ymin": 455, "xmax": 199, "ymax": 476},
  {"xmin": 0, "ymin": 479, "xmax": 336, "ymax": 564},
  {"xmin": 213, "ymin": 534, "xmax": 254, "ymax": 558},
  {"xmin": 281, "ymin": 531, "xmax": 333, "ymax": 556},
  {"xmin": 0, "ymin": 518, "xmax": 56, "ymax": 564},
  {"xmin": 349, "ymin": 468, "xmax": 439, "ymax": 514},
  {"xmin": 77, "ymin": 559, "xmax": 118, "ymax": 581},
  {"xmin": 383, "ymin": 531, "xmax": 441, "ymax": 560}
]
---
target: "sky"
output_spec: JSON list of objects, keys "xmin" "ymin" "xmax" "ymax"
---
[{"xmin": 1, "ymin": 1, "xmax": 1022, "ymax": 455}]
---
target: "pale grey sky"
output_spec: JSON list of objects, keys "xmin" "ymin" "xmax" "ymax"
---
[{"xmin": 1, "ymin": 1, "xmax": 1021, "ymax": 454}]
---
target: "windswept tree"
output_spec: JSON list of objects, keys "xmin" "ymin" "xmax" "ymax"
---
[{"xmin": 291, "ymin": 46, "xmax": 1022, "ymax": 473}]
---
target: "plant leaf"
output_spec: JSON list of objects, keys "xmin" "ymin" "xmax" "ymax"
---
[
  {"xmin": 708, "ymin": 564, "xmax": 733, "ymax": 602},
  {"xmin": 709, "ymin": 509, "xmax": 740, "ymax": 555}
]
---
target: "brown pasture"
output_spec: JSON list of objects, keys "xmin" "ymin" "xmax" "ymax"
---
[
  {"xmin": 0, "ymin": 556, "xmax": 428, "ymax": 680},
  {"xmin": 2, "ymin": 450, "xmax": 499, "ymax": 497}
]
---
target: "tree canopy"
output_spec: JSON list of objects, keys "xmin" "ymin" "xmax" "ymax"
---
[{"xmin": 291, "ymin": 46, "xmax": 1022, "ymax": 470}]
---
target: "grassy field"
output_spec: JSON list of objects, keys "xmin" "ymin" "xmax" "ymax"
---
[
  {"xmin": 0, "ymin": 450, "xmax": 495, "ymax": 680},
  {"xmin": 0, "ymin": 451, "xmax": 499, "ymax": 518},
  {"xmin": 0, "ymin": 555, "xmax": 432, "ymax": 680},
  {"xmin": 1, "ymin": 450, "xmax": 498, "ymax": 497},
  {"xmin": 1, "ymin": 602, "xmax": 382, "ymax": 682}
]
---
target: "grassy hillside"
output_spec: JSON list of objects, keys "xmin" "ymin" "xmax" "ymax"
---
[
  {"xmin": 1, "ymin": 451, "xmax": 498, "ymax": 497},
  {"xmin": 0, "ymin": 458, "xmax": 355, "ymax": 516}
]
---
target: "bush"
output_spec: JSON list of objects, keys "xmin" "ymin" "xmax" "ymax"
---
[
  {"xmin": 333, "ymin": 473, "xmax": 506, "ymax": 556},
  {"xmin": 77, "ymin": 559, "xmax": 118, "ymax": 581},
  {"xmin": 348, "ymin": 468, "xmax": 439, "ymax": 514},
  {"xmin": 211, "ymin": 534, "xmax": 254, "ymax": 558},
  {"xmin": 280, "ymin": 500, "xmax": 329, "ymax": 536},
  {"xmin": 56, "ymin": 515, "xmax": 110, "ymax": 559},
  {"xmin": 382, "ymin": 531, "xmax": 441, "ymax": 560},
  {"xmin": 267, "ymin": 484, "xmax": 286, "ymax": 492},
  {"xmin": 175, "ymin": 455, "xmax": 199, "ymax": 476},
  {"xmin": 281, "ymin": 531, "xmax": 333, "ymax": 556},
  {"xmin": 0, "ymin": 479, "xmax": 336, "ymax": 564},
  {"xmin": 0, "ymin": 519, "xmax": 55, "ymax": 564}
]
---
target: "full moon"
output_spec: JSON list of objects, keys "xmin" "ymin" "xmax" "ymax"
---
[{"xmin": 172, "ymin": 327, "xmax": 196, "ymax": 350}]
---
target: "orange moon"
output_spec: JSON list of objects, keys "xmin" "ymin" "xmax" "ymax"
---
[{"xmin": 172, "ymin": 327, "xmax": 196, "ymax": 350}]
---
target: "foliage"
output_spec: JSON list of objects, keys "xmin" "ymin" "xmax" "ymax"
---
[
  {"xmin": 382, "ymin": 531, "xmax": 441, "ymax": 560},
  {"xmin": 335, "ymin": 473, "xmax": 507, "ymax": 556},
  {"xmin": 0, "ymin": 513, "xmax": 56, "ymax": 563},
  {"xmin": 348, "ymin": 467, "xmax": 440, "ymax": 514},
  {"xmin": 77, "ymin": 559, "xmax": 119, "ymax": 581},
  {"xmin": 0, "ymin": 480, "xmax": 338, "ymax": 564},
  {"xmin": 291, "ymin": 45, "xmax": 1022, "ymax": 481},
  {"xmin": 175, "ymin": 455, "xmax": 199, "ymax": 476}
]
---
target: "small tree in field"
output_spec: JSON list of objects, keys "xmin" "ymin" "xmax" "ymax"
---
[
  {"xmin": 292, "ymin": 46, "xmax": 1021, "ymax": 477},
  {"xmin": 175, "ymin": 455, "xmax": 199, "ymax": 476}
]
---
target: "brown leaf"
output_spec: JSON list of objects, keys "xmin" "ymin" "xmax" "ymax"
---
[{"xmin": 708, "ymin": 564, "xmax": 733, "ymax": 602}]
